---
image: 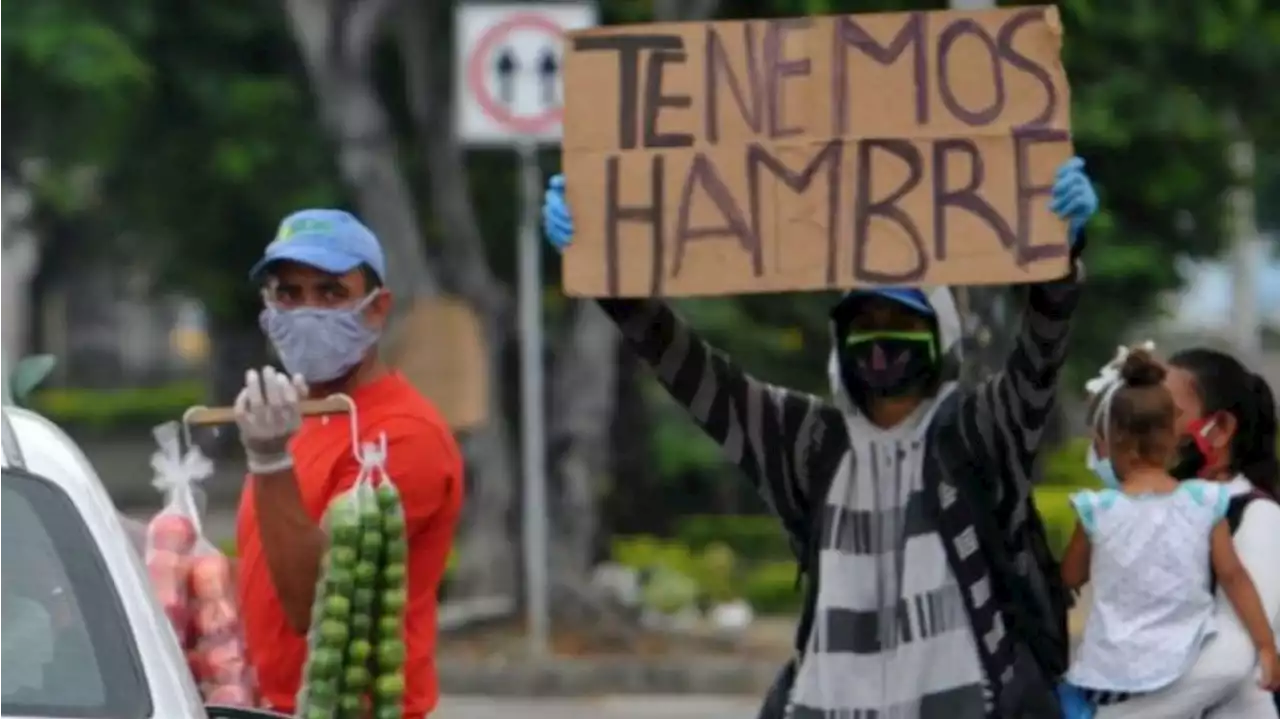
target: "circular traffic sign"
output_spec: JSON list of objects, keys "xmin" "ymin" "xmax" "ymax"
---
[{"xmin": 466, "ymin": 12, "xmax": 567, "ymax": 135}]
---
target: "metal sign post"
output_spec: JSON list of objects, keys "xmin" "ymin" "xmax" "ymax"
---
[
  {"xmin": 455, "ymin": 1, "xmax": 597, "ymax": 658},
  {"xmin": 516, "ymin": 138, "xmax": 549, "ymax": 654}
]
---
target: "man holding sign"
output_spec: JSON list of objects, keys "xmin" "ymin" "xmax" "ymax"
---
[{"xmin": 544, "ymin": 150, "xmax": 1096, "ymax": 718}]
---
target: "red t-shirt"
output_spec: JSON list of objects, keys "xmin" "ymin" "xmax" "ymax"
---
[{"xmin": 237, "ymin": 373, "xmax": 464, "ymax": 717}]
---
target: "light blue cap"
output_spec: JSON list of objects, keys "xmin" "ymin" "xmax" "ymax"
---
[
  {"xmin": 842, "ymin": 288, "xmax": 934, "ymax": 316},
  {"xmin": 249, "ymin": 209, "xmax": 386, "ymax": 282}
]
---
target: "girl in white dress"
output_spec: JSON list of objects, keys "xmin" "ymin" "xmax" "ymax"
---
[{"xmin": 1057, "ymin": 347, "xmax": 1279, "ymax": 717}]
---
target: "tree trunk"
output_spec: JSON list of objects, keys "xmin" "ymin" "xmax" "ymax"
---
[
  {"xmin": 539, "ymin": 0, "xmax": 722, "ymax": 593},
  {"xmin": 518, "ymin": 0, "xmax": 724, "ymax": 611},
  {"xmin": 396, "ymin": 2, "xmax": 518, "ymax": 600},
  {"xmin": 203, "ymin": 304, "xmax": 274, "ymax": 455},
  {"xmin": 546, "ymin": 303, "xmax": 619, "ymax": 581},
  {"xmin": 285, "ymin": 0, "xmax": 523, "ymax": 600},
  {"xmin": 393, "ymin": 0, "xmax": 721, "ymax": 611},
  {"xmin": 280, "ymin": 0, "xmax": 438, "ymax": 306}
]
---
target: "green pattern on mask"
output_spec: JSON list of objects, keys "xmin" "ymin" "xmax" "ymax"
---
[{"xmin": 843, "ymin": 330, "xmax": 938, "ymax": 362}]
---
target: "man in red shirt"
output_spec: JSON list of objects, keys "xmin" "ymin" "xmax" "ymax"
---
[{"xmin": 233, "ymin": 209, "xmax": 464, "ymax": 717}]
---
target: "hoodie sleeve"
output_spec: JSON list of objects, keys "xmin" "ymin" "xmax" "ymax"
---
[
  {"xmin": 955, "ymin": 260, "xmax": 1083, "ymax": 521},
  {"xmin": 597, "ymin": 298, "xmax": 845, "ymax": 528}
]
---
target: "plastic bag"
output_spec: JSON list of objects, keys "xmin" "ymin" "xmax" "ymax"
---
[
  {"xmin": 188, "ymin": 539, "xmax": 255, "ymax": 706},
  {"xmin": 296, "ymin": 443, "xmax": 376, "ymax": 718},
  {"xmin": 296, "ymin": 434, "xmax": 405, "ymax": 719},
  {"xmin": 144, "ymin": 422, "xmax": 208, "ymax": 641},
  {"xmin": 366, "ymin": 438, "xmax": 408, "ymax": 719},
  {"xmin": 144, "ymin": 422, "xmax": 256, "ymax": 707}
]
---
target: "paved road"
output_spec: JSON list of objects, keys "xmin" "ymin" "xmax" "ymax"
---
[{"xmin": 433, "ymin": 696, "xmax": 759, "ymax": 719}]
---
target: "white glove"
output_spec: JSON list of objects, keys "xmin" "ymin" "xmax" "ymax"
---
[{"xmin": 234, "ymin": 366, "xmax": 307, "ymax": 474}]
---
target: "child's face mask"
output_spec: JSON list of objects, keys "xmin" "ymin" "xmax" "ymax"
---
[{"xmin": 1086, "ymin": 444, "xmax": 1120, "ymax": 488}]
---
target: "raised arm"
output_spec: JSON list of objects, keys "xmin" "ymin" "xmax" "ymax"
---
[
  {"xmin": 955, "ymin": 159, "xmax": 1094, "ymax": 519},
  {"xmin": 959, "ymin": 272, "xmax": 1082, "ymax": 506},
  {"xmin": 597, "ymin": 297, "xmax": 846, "ymax": 530},
  {"xmin": 542, "ymin": 175, "xmax": 845, "ymax": 530}
]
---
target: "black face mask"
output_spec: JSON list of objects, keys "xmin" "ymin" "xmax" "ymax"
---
[
  {"xmin": 838, "ymin": 331, "xmax": 938, "ymax": 403},
  {"xmin": 1170, "ymin": 438, "xmax": 1205, "ymax": 481}
]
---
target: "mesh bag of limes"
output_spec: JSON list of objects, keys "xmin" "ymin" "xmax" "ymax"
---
[{"xmin": 295, "ymin": 437, "xmax": 407, "ymax": 719}]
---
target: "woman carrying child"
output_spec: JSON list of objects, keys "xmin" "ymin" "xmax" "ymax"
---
[{"xmin": 1058, "ymin": 346, "xmax": 1280, "ymax": 718}]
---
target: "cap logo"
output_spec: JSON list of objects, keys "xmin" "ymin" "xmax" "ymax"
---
[{"xmin": 276, "ymin": 217, "xmax": 335, "ymax": 242}]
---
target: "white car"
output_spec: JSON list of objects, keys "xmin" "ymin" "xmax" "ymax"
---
[{"xmin": 1, "ymin": 358, "xmax": 288, "ymax": 719}]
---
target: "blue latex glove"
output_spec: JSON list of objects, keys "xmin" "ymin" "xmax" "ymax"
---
[
  {"xmin": 543, "ymin": 174, "xmax": 574, "ymax": 253},
  {"xmin": 1050, "ymin": 156, "xmax": 1098, "ymax": 244}
]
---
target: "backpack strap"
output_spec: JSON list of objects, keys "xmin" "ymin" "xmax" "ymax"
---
[
  {"xmin": 1209, "ymin": 489, "xmax": 1274, "ymax": 595},
  {"xmin": 1226, "ymin": 489, "xmax": 1269, "ymax": 534}
]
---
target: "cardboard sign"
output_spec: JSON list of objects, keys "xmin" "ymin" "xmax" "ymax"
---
[
  {"xmin": 560, "ymin": 7, "xmax": 1073, "ymax": 297},
  {"xmin": 389, "ymin": 298, "xmax": 488, "ymax": 430}
]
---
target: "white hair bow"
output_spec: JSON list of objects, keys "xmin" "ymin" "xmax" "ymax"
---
[
  {"xmin": 1084, "ymin": 340, "xmax": 1156, "ymax": 396},
  {"xmin": 1085, "ymin": 340, "xmax": 1157, "ymax": 435}
]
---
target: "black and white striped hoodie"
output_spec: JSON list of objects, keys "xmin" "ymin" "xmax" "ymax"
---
[{"xmin": 596, "ymin": 267, "xmax": 1080, "ymax": 718}]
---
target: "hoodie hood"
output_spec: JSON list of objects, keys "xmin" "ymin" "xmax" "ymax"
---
[{"xmin": 827, "ymin": 286, "xmax": 963, "ymax": 431}]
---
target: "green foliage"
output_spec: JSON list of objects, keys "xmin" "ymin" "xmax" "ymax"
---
[
  {"xmin": 1036, "ymin": 438, "xmax": 1091, "ymax": 559},
  {"xmin": 611, "ymin": 534, "xmax": 778, "ymax": 611},
  {"xmin": 4, "ymin": 0, "xmax": 339, "ymax": 326},
  {"xmin": 648, "ymin": 391, "xmax": 727, "ymax": 479},
  {"xmin": 102, "ymin": 6, "xmax": 341, "ymax": 322},
  {"xmin": 611, "ymin": 535, "xmax": 707, "ymax": 579},
  {"xmin": 1040, "ymin": 438, "xmax": 1105, "ymax": 490},
  {"xmin": 644, "ymin": 567, "xmax": 702, "ymax": 614},
  {"xmin": 31, "ymin": 382, "xmax": 205, "ymax": 431},
  {"xmin": 742, "ymin": 562, "xmax": 804, "ymax": 615},
  {"xmin": 674, "ymin": 514, "xmax": 793, "ymax": 562},
  {"xmin": 2, "ymin": 3, "xmax": 153, "ymax": 187},
  {"xmin": 1032, "ymin": 486, "xmax": 1079, "ymax": 559}
]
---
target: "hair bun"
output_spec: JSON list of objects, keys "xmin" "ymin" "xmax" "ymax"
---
[{"xmin": 1119, "ymin": 348, "xmax": 1166, "ymax": 387}]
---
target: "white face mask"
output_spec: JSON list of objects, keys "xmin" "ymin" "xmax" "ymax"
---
[{"xmin": 259, "ymin": 292, "xmax": 381, "ymax": 383}]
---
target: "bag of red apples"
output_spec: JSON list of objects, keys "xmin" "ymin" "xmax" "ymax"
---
[{"xmin": 144, "ymin": 422, "xmax": 257, "ymax": 706}]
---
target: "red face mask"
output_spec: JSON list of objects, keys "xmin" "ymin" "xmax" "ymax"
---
[{"xmin": 1170, "ymin": 415, "xmax": 1221, "ymax": 480}]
